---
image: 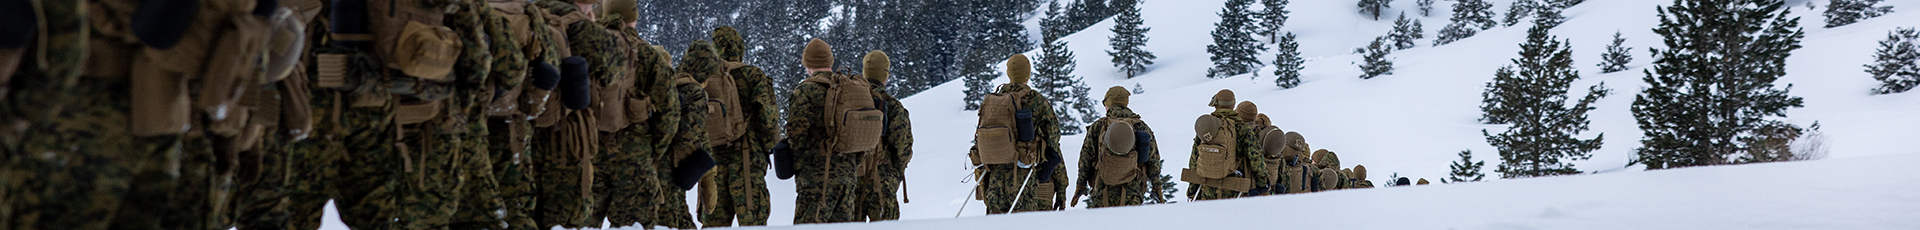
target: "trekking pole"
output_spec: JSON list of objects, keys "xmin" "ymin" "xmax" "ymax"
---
[
  {"xmin": 955, "ymin": 168, "xmax": 986, "ymax": 218},
  {"xmin": 1005, "ymin": 168, "xmax": 1036, "ymax": 214}
]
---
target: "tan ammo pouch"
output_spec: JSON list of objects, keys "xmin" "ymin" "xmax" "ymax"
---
[
  {"xmin": 1096, "ymin": 149, "xmax": 1140, "ymax": 186},
  {"xmin": 1034, "ymin": 182, "xmax": 1056, "ymax": 203},
  {"xmin": 592, "ymin": 78, "xmax": 630, "ymax": 133},
  {"xmin": 1181, "ymin": 168, "xmax": 1251, "ymax": 192},
  {"xmin": 972, "ymin": 92, "xmax": 1019, "ymax": 165},
  {"xmin": 1283, "ymin": 165, "xmax": 1307, "ymax": 194},
  {"xmin": 532, "ymin": 99, "xmax": 563, "ymax": 128},
  {"xmin": 1189, "ymin": 115, "xmax": 1238, "ymax": 179},
  {"xmin": 279, "ymin": 72, "xmax": 315, "ymax": 140},
  {"xmin": 393, "ymin": 99, "xmax": 445, "ymax": 125},
  {"xmin": 1264, "ymin": 157, "xmax": 1282, "ymax": 185},
  {"xmin": 703, "ymin": 71, "xmax": 745, "ymax": 143},
  {"xmin": 129, "ymin": 56, "xmax": 195, "ymax": 136},
  {"xmin": 626, "ymin": 95, "xmax": 651, "ymax": 124}
]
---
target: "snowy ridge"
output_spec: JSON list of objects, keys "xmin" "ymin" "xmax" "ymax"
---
[{"xmin": 312, "ymin": 0, "xmax": 1920, "ymax": 229}]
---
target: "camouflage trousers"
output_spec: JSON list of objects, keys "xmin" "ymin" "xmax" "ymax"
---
[
  {"xmin": 285, "ymin": 91, "xmax": 342, "ymax": 230},
  {"xmin": 171, "ymin": 131, "xmax": 237, "ymax": 230},
  {"xmin": 448, "ymin": 110, "xmax": 504, "ymax": 230},
  {"xmin": 229, "ymin": 127, "xmax": 291, "ymax": 230},
  {"xmin": 851, "ymin": 164, "xmax": 900, "ymax": 222},
  {"xmin": 595, "ymin": 129, "xmax": 659, "ymax": 228},
  {"xmin": 3, "ymin": 80, "xmax": 143, "ymax": 230},
  {"xmin": 981, "ymin": 164, "xmax": 1059, "ymax": 215},
  {"xmin": 485, "ymin": 117, "xmax": 538, "ymax": 230},
  {"xmin": 792, "ymin": 152, "xmax": 856, "ymax": 224},
  {"xmin": 650, "ymin": 148, "xmax": 695, "ymax": 229},
  {"xmin": 697, "ymin": 143, "xmax": 771, "ymax": 227},
  {"xmin": 331, "ymin": 106, "xmax": 404, "ymax": 230},
  {"xmin": 392, "ymin": 119, "xmax": 472, "ymax": 230},
  {"xmin": 1084, "ymin": 181, "xmax": 1146, "ymax": 209},
  {"xmin": 531, "ymin": 114, "xmax": 593, "ymax": 229}
]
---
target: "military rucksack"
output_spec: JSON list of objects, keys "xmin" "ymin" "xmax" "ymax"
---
[
  {"xmin": 1095, "ymin": 117, "xmax": 1152, "ymax": 186},
  {"xmin": 1181, "ymin": 114, "xmax": 1250, "ymax": 191},
  {"xmin": 336, "ymin": 0, "xmax": 463, "ymax": 80},
  {"xmin": 1255, "ymin": 125, "xmax": 1285, "ymax": 185},
  {"xmin": 702, "ymin": 62, "xmax": 749, "ymax": 144},
  {"xmin": 972, "ymin": 86, "xmax": 1036, "ymax": 165},
  {"xmin": 802, "ymin": 72, "xmax": 884, "ymax": 154}
]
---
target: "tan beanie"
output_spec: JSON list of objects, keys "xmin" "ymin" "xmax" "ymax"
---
[
  {"xmin": 604, "ymin": 0, "xmax": 636, "ymax": 24},
  {"xmin": 1103, "ymin": 86, "xmax": 1130, "ymax": 107},
  {"xmin": 1257, "ymin": 114, "xmax": 1272, "ymax": 127},
  {"xmin": 1236, "ymin": 101, "xmax": 1258, "ymax": 121},
  {"xmin": 1417, "ymin": 178, "xmax": 1430, "ymax": 185},
  {"xmin": 863, "ymin": 50, "xmax": 890, "ymax": 84},
  {"xmin": 1006, "ymin": 54, "xmax": 1032, "ymax": 84},
  {"xmin": 1209, "ymin": 89, "xmax": 1236, "ymax": 109},
  {"xmin": 803, "ymin": 38, "xmax": 832, "ymax": 69}
]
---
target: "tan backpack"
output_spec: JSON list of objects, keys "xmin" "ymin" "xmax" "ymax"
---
[
  {"xmin": 802, "ymin": 72, "xmax": 883, "ymax": 153},
  {"xmin": 1181, "ymin": 114, "xmax": 1249, "ymax": 191},
  {"xmin": 1096, "ymin": 117, "xmax": 1143, "ymax": 186},
  {"xmin": 972, "ymin": 87, "xmax": 1031, "ymax": 165},
  {"xmin": 702, "ymin": 63, "xmax": 749, "ymax": 144}
]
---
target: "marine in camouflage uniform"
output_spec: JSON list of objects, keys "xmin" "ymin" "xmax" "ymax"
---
[
  {"xmin": 1185, "ymin": 90, "xmax": 1267, "ymax": 201},
  {"xmin": 1075, "ymin": 87, "xmax": 1162, "ymax": 208},
  {"xmin": 479, "ymin": 0, "xmax": 564, "ymax": 229},
  {"xmin": 444, "ymin": 0, "xmax": 511, "ymax": 228},
  {"xmin": 699, "ymin": 26, "xmax": 778, "ymax": 226},
  {"xmin": 590, "ymin": 2, "xmax": 668, "ymax": 227},
  {"xmin": 786, "ymin": 39, "xmax": 855, "ymax": 224},
  {"xmin": 280, "ymin": 0, "xmax": 347, "ymax": 228},
  {"xmin": 653, "ymin": 40, "xmax": 713, "ymax": 230},
  {"xmin": 529, "ymin": 0, "xmax": 622, "ymax": 228},
  {"xmin": 3, "ymin": 2, "xmax": 132, "ymax": 229},
  {"xmin": 851, "ymin": 50, "xmax": 913, "ymax": 222},
  {"xmin": 979, "ymin": 54, "xmax": 1065, "ymax": 215}
]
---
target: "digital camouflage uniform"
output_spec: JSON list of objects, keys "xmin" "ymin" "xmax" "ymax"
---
[
  {"xmin": 4, "ymin": 1, "xmax": 127, "ymax": 228},
  {"xmin": 480, "ymin": 1, "xmax": 561, "ymax": 230},
  {"xmin": 445, "ymin": 0, "xmax": 508, "ymax": 228},
  {"xmin": 1076, "ymin": 106, "xmax": 1161, "ymax": 208},
  {"xmin": 852, "ymin": 69, "xmax": 912, "ymax": 222},
  {"xmin": 654, "ymin": 41, "xmax": 712, "ymax": 230},
  {"xmin": 530, "ymin": 0, "xmax": 617, "ymax": 228},
  {"xmin": 620, "ymin": 32, "xmax": 679, "ymax": 229},
  {"xmin": 283, "ymin": 1, "xmax": 340, "ymax": 229},
  {"xmin": 980, "ymin": 82, "xmax": 1064, "ymax": 215},
  {"xmin": 591, "ymin": 11, "xmax": 659, "ymax": 228},
  {"xmin": 1186, "ymin": 109, "xmax": 1267, "ymax": 201},
  {"xmin": 698, "ymin": 26, "xmax": 777, "ymax": 227},
  {"xmin": 785, "ymin": 71, "xmax": 854, "ymax": 224}
]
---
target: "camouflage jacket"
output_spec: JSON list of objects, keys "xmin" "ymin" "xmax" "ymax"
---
[
  {"xmin": 668, "ymin": 44, "xmax": 713, "ymax": 162},
  {"xmin": 870, "ymin": 79, "xmax": 913, "ymax": 178},
  {"xmin": 712, "ymin": 31, "xmax": 777, "ymax": 153},
  {"xmin": 995, "ymin": 84, "xmax": 1062, "ymax": 166},
  {"xmin": 1076, "ymin": 106, "xmax": 1159, "ymax": 192},
  {"xmin": 1186, "ymin": 110, "xmax": 1267, "ymax": 191},
  {"xmin": 783, "ymin": 72, "xmax": 832, "ymax": 160},
  {"xmin": 615, "ymin": 25, "xmax": 679, "ymax": 149}
]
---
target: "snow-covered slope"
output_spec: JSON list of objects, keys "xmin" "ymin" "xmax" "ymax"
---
[{"xmin": 314, "ymin": 0, "xmax": 1920, "ymax": 229}]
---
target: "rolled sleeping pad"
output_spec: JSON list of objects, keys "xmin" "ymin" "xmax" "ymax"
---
[
  {"xmin": 672, "ymin": 149, "xmax": 717, "ymax": 190},
  {"xmin": 1015, "ymin": 109, "xmax": 1035, "ymax": 141},
  {"xmin": 1036, "ymin": 150, "xmax": 1064, "ymax": 183},
  {"xmin": 558, "ymin": 56, "xmax": 590, "ymax": 110},
  {"xmin": 531, "ymin": 62, "xmax": 561, "ymax": 90},
  {"xmin": 772, "ymin": 140, "xmax": 794, "ymax": 180},
  {"xmin": 0, "ymin": 0, "xmax": 37, "ymax": 48},
  {"xmin": 328, "ymin": 0, "xmax": 368, "ymax": 47},
  {"xmin": 1135, "ymin": 130, "xmax": 1153, "ymax": 163},
  {"xmin": 132, "ymin": 0, "xmax": 201, "ymax": 49}
]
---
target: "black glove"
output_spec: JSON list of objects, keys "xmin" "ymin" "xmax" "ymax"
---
[
  {"xmin": 252, "ymin": 0, "xmax": 278, "ymax": 17},
  {"xmin": 1247, "ymin": 186, "xmax": 1270, "ymax": 196},
  {"xmin": 1035, "ymin": 150, "xmax": 1063, "ymax": 184},
  {"xmin": 132, "ymin": 0, "xmax": 201, "ymax": 49},
  {"xmin": 558, "ymin": 56, "xmax": 591, "ymax": 110},
  {"xmin": 671, "ymin": 149, "xmax": 716, "ymax": 190},
  {"xmin": 0, "ymin": 0, "xmax": 37, "ymax": 48},
  {"xmin": 772, "ymin": 140, "xmax": 794, "ymax": 180},
  {"xmin": 530, "ymin": 62, "xmax": 561, "ymax": 90}
]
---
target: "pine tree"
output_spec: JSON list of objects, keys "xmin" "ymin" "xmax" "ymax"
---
[
  {"xmin": 1503, "ymin": 0, "xmax": 1539, "ymax": 27},
  {"xmin": 1389, "ymin": 13, "xmax": 1425, "ymax": 50},
  {"xmin": 1037, "ymin": 1, "xmax": 1102, "ymax": 134},
  {"xmin": 1258, "ymin": 0, "xmax": 1291, "ymax": 43},
  {"xmin": 1598, "ymin": 31, "xmax": 1634, "ymax": 73},
  {"xmin": 1147, "ymin": 166, "xmax": 1179, "ymax": 204},
  {"xmin": 1435, "ymin": 21, "xmax": 1476, "ymax": 46},
  {"xmin": 1418, "ymin": 0, "xmax": 1436, "ymax": 16},
  {"xmin": 1359, "ymin": 36, "xmax": 1395, "ymax": 79},
  {"xmin": 1453, "ymin": 0, "xmax": 1498, "ymax": 30},
  {"xmin": 1866, "ymin": 27, "xmax": 1920, "ymax": 94},
  {"xmin": 1484, "ymin": 23, "xmax": 1609, "ymax": 178},
  {"xmin": 1109, "ymin": 0, "xmax": 1157, "ymax": 79},
  {"xmin": 1633, "ymin": 0, "xmax": 1806, "ymax": 170},
  {"xmin": 1533, "ymin": 1, "xmax": 1567, "ymax": 28},
  {"xmin": 1133, "ymin": 83, "xmax": 1147, "ymax": 94},
  {"xmin": 1358, "ymin": 0, "xmax": 1395, "ymax": 20},
  {"xmin": 1823, "ymin": 0, "xmax": 1893, "ymax": 28},
  {"xmin": 977, "ymin": 0, "xmax": 1036, "ymax": 61},
  {"xmin": 1207, "ymin": 0, "xmax": 1268, "ymax": 78},
  {"xmin": 1446, "ymin": 150, "xmax": 1487, "ymax": 183},
  {"xmin": 961, "ymin": 50, "xmax": 1002, "ymax": 111},
  {"xmin": 1273, "ymin": 33, "xmax": 1306, "ymax": 88}
]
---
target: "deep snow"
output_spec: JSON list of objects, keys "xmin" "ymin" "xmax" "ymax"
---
[{"xmin": 314, "ymin": 0, "xmax": 1920, "ymax": 229}]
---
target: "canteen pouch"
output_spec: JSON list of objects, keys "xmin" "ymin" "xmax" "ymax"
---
[
  {"xmin": 1136, "ymin": 130, "xmax": 1153, "ymax": 163},
  {"xmin": 1015, "ymin": 109, "xmax": 1035, "ymax": 141}
]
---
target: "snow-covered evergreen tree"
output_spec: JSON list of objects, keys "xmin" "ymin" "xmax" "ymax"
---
[
  {"xmin": 1037, "ymin": 1, "xmax": 1102, "ymax": 134},
  {"xmin": 1485, "ymin": 23, "xmax": 1609, "ymax": 178},
  {"xmin": 1453, "ymin": 0, "xmax": 1499, "ymax": 29},
  {"xmin": 1358, "ymin": 0, "xmax": 1395, "ymax": 20},
  {"xmin": 1533, "ymin": 1, "xmax": 1566, "ymax": 28},
  {"xmin": 1633, "ymin": 0, "xmax": 1807, "ymax": 170},
  {"xmin": 1598, "ymin": 31, "xmax": 1634, "ymax": 73},
  {"xmin": 1258, "ymin": 0, "xmax": 1291, "ymax": 43},
  {"xmin": 1435, "ymin": 21, "xmax": 1478, "ymax": 46},
  {"xmin": 1389, "ymin": 13, "xmax": 1425, "ymax": 50},
  {"xmin": 1447, "ymin": 150, "xmax": 1487, "ymax": 183},
  {"xmin": 1823, "ymin": 0, "xmax": 1893, "ymax": 28},
  {"xmin": 1207, "ymin": 0, "xmax": 1268, "ymax": 78},
  {"xmin": 1418, "ymin": 0, "xmax": 1436, "ymax": 16},
  {"xmin": 1133, "ymin": 83, "xmax": 1147, "ymax": 94},
  {"xmin": 1359, "ymin": 36, "xmax": 1395, "ymax": 79},
  {"xmin": 1504, "ymin": 0, "xmax": 1539, "ymax": 27},
  {"xmin": 1109, "ymin": 0, "xmax": 1157, "ymax": 79},
  {"xmin": 961, "ymin": 50, "xmax": 1002, "ymax": 111},
  {"xmin": 1867, "ymin": 27, "xmax": 1920, "ymax": 94},
  {"xmin": 1274, "ymin": 33, "xmax": 1306, "ymax": 88}
]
